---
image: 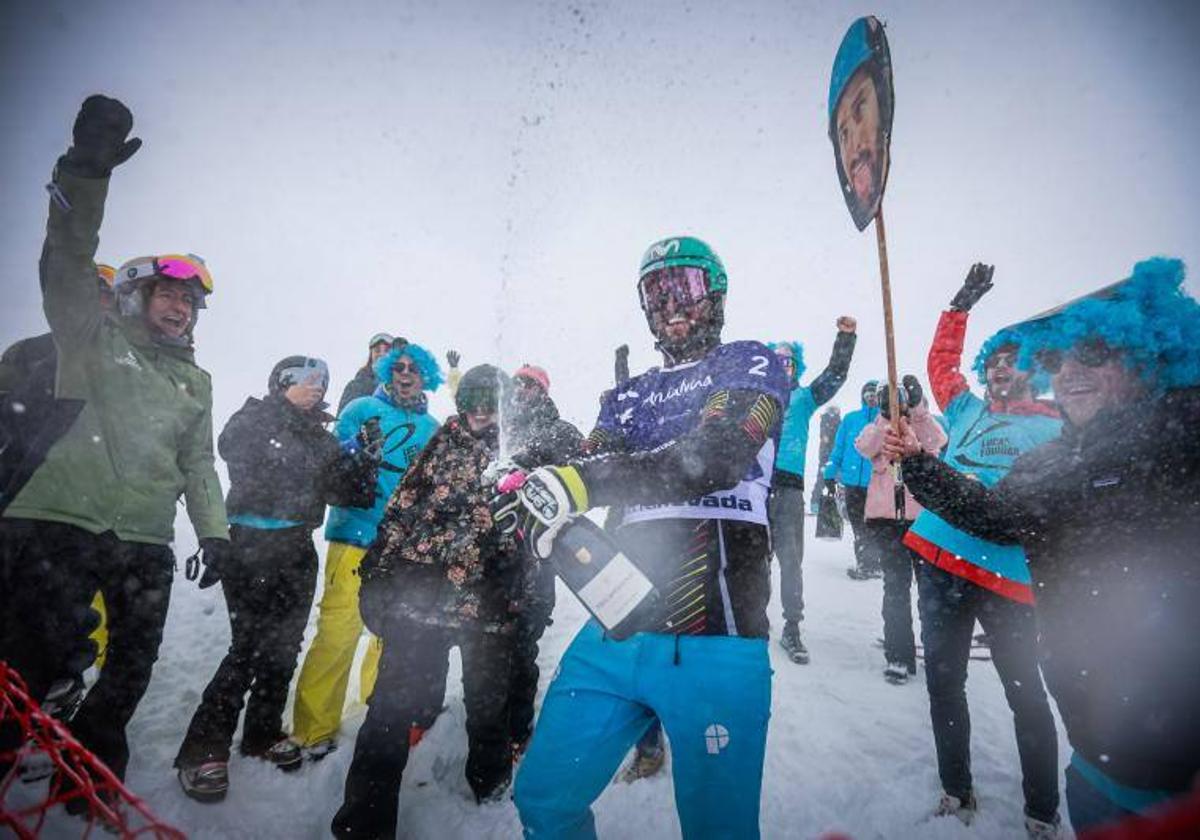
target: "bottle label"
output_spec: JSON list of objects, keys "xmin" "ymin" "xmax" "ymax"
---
[{"xmin": 577, "ymin": 551, "xmax": 653, "ymax": 629}]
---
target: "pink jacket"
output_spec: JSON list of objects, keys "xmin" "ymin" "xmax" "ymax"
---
[{"xmin": 854, "ymin": 403, "xmax": 947, "ymax": 521}]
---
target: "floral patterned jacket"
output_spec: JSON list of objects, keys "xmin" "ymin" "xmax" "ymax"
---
[{"xmin": 359, "ymin": 415, "xmax": 526, "ymax": 635}]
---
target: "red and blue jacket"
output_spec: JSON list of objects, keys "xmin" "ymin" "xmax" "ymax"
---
[{"xmin": 904, "ymin": 310, "xmax": 1061, "ymax": 603}]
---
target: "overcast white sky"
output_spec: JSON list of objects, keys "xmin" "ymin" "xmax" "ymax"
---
[{"xmin": 3, "ymin": 0, "xmax": 1199, "ymax": 475}]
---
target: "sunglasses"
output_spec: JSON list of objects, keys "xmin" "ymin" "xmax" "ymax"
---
[
  {"xmin": 638, "ymin": 266, "xmax": 710, "ymax": 312},
  {"xmin": 392, "ymin": 361, "xmax": 421, "ymax": 375},
  {"xmin": 1036, "ymin": 340, "xmax": 1116, "ymax": 374},
  {"xmin": 984, "ymin": 351, "xmax": 1018, "ymax": 371}
]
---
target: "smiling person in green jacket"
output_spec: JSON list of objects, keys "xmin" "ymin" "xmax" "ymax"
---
[{"xmin": 0, "ymin": 95, "xmax": 231, "ymax": 794}]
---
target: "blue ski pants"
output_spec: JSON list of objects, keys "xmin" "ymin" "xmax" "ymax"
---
[{"xmin": 514, "ymin": 620, "xmax": 772, "ymax": 839}]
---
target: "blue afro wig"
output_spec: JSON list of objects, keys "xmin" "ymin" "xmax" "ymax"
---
[
  {"xmin": 972, "ymin": 327, "xmax": 1051, "ymax": 396},
  {"xmin": 373, "ymin": 341, "xmax": 444, "ymax": 392},
  {"xmin": 999, "ymin": 258, "xmax": 1200, "ymax": 392},
  {"xmin": 767, "ymin": 340, "xmax": 806, "ymax": 383}
]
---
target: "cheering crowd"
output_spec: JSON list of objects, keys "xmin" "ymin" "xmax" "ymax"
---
[{"xmin": 2, "ymin": 95, "xmax": 1199, "ymax": 840}]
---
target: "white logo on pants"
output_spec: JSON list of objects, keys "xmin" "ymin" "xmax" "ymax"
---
[{"xmin": 704, "ymin": 724, "xmax": 730, "ymax": 755}]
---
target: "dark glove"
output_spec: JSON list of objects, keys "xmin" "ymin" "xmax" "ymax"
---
[
  {"xmin": 614, "ymin": 344, "xmax": 630, "ymax": 385},
  {"xmin": 196, "ymin": 537, "xmax": 233, "ymax": 589},
  {"xmin": 356, "ymin": 417, "xmax": 384, "ymax": 462},
  {"xmin": 901, "ymin": 375, "xmax": 923, "ymax": 409},
  {"xmin": 446, "ymin": 350, "xmax": 461, "ymax": 368},
  {"xmin": 948, "ymin": 263, "xmax": 994, "ymax": 312},
  {"xmin": 59, "ymin": 95, "xmax": 142, "ymax": 178},
  {"xmin": 823, "ymin": 478, "xmax": 837, "ymax": 497}
]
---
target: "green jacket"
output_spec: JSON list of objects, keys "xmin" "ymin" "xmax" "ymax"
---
[{"xmin": 3, "ymin": 169, "xmax": 228, "ymax": 545}]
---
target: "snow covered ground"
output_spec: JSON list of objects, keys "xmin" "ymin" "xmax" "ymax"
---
[{"xmin": 28, "ymin": 517, "xmax": 1072, "ymax": 839}]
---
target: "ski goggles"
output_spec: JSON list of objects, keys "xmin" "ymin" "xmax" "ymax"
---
[
  {"xmin": 638, "ymin": 265, "xmax": 711, "ymax": 312},
  {"xmin": 119, "ymin": 254, "xmax": 213, "ymax": 300},
  {"xmin": 96, "ymin": 263, "xmax": 116, "ymax": 289},
  {"xmin": 457, "ymin": 387, "xmax": 499, "ymax": 415},
  {"xmin": 1035, "ymin": 340, "xmax": 1117, "ymax": 374},
  {"xmin": 275, "ymin": 358, "xmax": 330, "ymax": 392}
]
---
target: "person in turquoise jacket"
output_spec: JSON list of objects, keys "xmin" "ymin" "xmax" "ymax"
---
[
  {"xmin": 822, "ymin": 379, "xmax": 881, "ymax": 578},
  {"xmin": 902, "ymin": 264, "xmax": 1062, "ymax": 833},
  {"xmin": 767, "ymin": 316, "xmax": 856, "ymax": 664},
  {"xmin": 291, "ymin": 342, "xmax": 441, "ymax": 755}
]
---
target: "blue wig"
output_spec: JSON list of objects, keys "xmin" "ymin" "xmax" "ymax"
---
[
  {"xmin": 1004, "ymin": 258, "xmax": 1200, "ymax": 392},
  {"xmin": 373, "ymin": 341, "xmax": 444, "ymax": 392},
  {"xmin": 767, "ymin": 341, "xmax": 806, "ymax": 383},
  {"xmin": 972, "ymin": 328, "xmax": 1050, "ymax": 396}
]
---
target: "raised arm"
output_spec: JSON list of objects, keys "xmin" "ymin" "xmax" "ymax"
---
[{"xmin": 808, "ymin": 317, "xmax": 857, "ymax": 406}]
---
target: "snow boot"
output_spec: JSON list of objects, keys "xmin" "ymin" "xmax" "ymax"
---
[
  {"xmin": 932, "ymin": 791, "xmax": 977, "ymax": 825},
  {"xmin": 883, "ymin": 661, "xmax": 910, "ymax": 685},
  {"xmin": 1024, "ymin": 813, "xmax": 1062, "ymax": 839},
  {"xmin": 42, "ymin": 675, "xmax": 86, "ymax": 721},
  {"xmin": 779, "ymin": 621, "xmax": 809, "ymax": 664},
  {"xmin": 242, "ymin": 736, "xmax": 303, "ymax": 772},
  {"xmin": 618, "ymin": 745, "xmax": 665, "ymax": 783},
  {"xmin": 178, "ymin": 761, "xmax": 229, "ymax": 803},
  {"xmin": 303, "ymin": 737, "xmax": 338, "ymax": 762}
]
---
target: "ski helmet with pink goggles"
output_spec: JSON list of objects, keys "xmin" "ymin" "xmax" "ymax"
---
[{"xmin": 115, "ymin": 253, "xmax": 212, "ymax": 309}]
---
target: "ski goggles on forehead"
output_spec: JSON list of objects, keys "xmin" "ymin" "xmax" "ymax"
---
[
  {"xmin": 1036, "ymin": 340, "xmax": 1117, "ymax": 374},
  {"xmin": 638, "ymin": 265, "xmax": 710, "ymax": 311},
  {"xmin": 121, "ymin": 254, "xmax": 213, "ymax": 294},
  {"xmin": 457, "ymin": 388, "xmax": 498, "ymax": 414}
]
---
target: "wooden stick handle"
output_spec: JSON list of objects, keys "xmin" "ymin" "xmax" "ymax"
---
[{"xmin": 875, "ymin": 206, "xmax": 900, "ymax": 433}]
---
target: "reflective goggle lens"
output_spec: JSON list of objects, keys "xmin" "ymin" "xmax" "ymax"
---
[
  {"xmin": 277, "ymin": 359, "xmax": 330, "ymax": 391},
  {"xmin": 457, "ymin": 388, "xmax": 498, "ymax": 414},
  {"xmin": 639, "ymin": 266, "xmax": 710, "ymax": 311},
  {"xmin": 156, "ymin": 254, "xmax": 213, "ymax": 293}
]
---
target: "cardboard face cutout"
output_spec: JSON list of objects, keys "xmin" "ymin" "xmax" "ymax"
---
[{"xmin": 828, "ymin": 16, "xmax": 894, "ymax": 231}]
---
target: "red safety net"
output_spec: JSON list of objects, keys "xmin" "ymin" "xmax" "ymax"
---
[{"xmin": 1, "ymin": 661, "xmax": 184, "ymax": 839}]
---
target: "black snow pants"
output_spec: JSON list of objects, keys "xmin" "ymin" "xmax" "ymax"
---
[
  {"xmin": 915, "ymin": 560, "xmax": 1060, "ymax": 822},
  {"xmin": 0, "ymin": 519, "xmax": 173, "ymax": 780},
  {"xmin": 508, "ymin": 564, "xmax": 555, "ymax": 746},
  {"xmin": 843, "ymin": 486, "xmax": 880, "ymax": 574},
  {"xmin": 868, "ymin": 519, "xmax": 918, "ymax": 668},
  {"xmin": 768, "ymin": 476, "xmax": 806, "ymax": 624},
  {"xmin": 175, "ymin": 525, "xmax": 318, "ymax": 766},
  {"xmin": 331, "ymin": 617, "xmax": 515, "ymax": 839}
]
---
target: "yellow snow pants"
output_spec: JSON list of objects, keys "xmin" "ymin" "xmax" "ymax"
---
[{"xmin": 292, "ymin": 541, "xmax": 382, "ymax": 746}]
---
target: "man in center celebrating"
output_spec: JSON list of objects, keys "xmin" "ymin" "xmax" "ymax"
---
[{"xmin": 505, "ymin": 236, "xmax": 790, "ymax": 839}]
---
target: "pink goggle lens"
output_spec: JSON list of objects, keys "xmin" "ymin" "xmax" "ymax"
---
[
  {"xmin": 639, "ymin": 266, "xmax": 709, "ymax": 310},
  {"xmin": 156, "ymin": 255, "xmax": 213, "ymax": 293}
]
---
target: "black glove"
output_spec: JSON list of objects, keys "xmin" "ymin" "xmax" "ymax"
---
[
  {"xmin": 446, "ymin": 350, "xmax": 461, "ymax": 368},
  {"xmin": 356, "ymin": 417, "xmax": 384, "ymax": 462},
  {"xmin": 901, "ymin": 375, "xmax": 923, "ymax": 409},
  {"xmin": 196, "ymin": 537, "xmax": 233, "ymax": 589},
  {"xmin": 948, "ymin": 263, "xmax": 994, "ymax": 312},
  {"xmin": 614, "ymin": 344, "xmax": 630, "ymax": 385},
  {"xmin": 59, "ymin": 95, "xmax": 142, "ymax": 178},
  {"xmin": 823, "ymin": 478, "xmax": 837, "ymax": 497}
]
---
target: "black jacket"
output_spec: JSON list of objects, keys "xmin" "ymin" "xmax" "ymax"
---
[
  {"xmin": 0, "ymin": 333, "xmax": 84, "ymax": 513},
  {"xmin": 902, "ymin": 388, "xmax": 1200, "ymax": 792},
  {"xmin": 219, "ymin": 394, "xmax": 374, "ymax": 527},
  {"xmin": 337, "ymin": 365, "xmax": 377, "ymax": 416},
  {"xmin": 508, "ymin": 392, "xmax": 583, "ymax": 469}
]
